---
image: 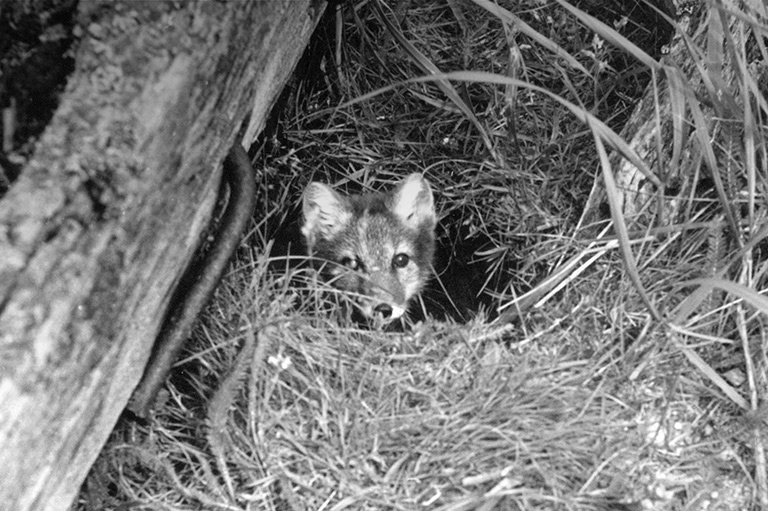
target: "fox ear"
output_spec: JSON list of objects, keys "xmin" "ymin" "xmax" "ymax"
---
[
  {"xmin": 391, "ymin": 174, "xmax": 435, "ymax": 229},
  {"xmin": 302, "ymin": 182, "xmax": 350, "ymax": 247}
]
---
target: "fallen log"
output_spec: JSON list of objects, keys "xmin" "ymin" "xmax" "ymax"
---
[{"xmin": 0, "ymin": 1, "xmax": 326, "ymax": 509}]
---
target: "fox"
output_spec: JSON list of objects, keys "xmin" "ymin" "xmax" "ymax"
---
[{"xmin": 301, "ymin": 173, "xmax": 436, "ymax": 322}]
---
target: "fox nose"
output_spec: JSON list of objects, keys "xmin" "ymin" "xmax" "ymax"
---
[{"xmin": 373, "ymin": 303, "xmax": 393, "ymax": 319}]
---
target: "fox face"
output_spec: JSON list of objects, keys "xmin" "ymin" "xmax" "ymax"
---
[{"xmin": 301, "ymin": 174, "xmax": 436, "ymax": 321}]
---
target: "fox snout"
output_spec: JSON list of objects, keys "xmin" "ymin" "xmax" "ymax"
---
[
  {"xmin": 360, "ymin": 269, "xmax": 408, "ymax": 320},
  {"xmin": 328, "ymin": 263, "xmax": 408, "ymax": 320}
]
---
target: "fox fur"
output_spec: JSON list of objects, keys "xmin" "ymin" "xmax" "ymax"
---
[{"xmin": 301, "ymin": 174, "xmax": 436, "ymax": 321}]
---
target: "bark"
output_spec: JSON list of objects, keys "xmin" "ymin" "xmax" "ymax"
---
[{"xmin": 0, "ymin": 1, "xmax": 326, "ymax": 510}]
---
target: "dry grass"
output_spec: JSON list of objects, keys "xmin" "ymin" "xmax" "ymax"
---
[{"xmin": 80, "ymin": 0, "xmax": 767, "ymax": 509}]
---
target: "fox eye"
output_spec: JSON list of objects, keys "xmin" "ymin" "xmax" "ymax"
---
[
  {"xmin": 340, "ymin": 256, "xmax": 359, "ymax": 270},
  {"xmin": 392, "ymin": 253, "xmax": 410, "ymax": 268}
]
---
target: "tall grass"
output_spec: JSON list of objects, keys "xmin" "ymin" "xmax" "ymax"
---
[{"xmin": 80, "ymin": 1, "xmax": 767, "ymax": 509}]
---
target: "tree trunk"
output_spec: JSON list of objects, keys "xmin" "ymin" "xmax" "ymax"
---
[{"xmin": 0, "ymin": 2, "xmax": 326, "ymax": 510}]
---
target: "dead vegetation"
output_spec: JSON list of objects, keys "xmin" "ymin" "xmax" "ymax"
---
[{"xmin": 80, "ymin": 0, "xmax": 767, "ymax": 509}]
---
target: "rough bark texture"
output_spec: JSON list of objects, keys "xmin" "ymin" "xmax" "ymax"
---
[
  {"xmin": 0, "ymin": 1, "xmax": 325, "ymax": 510},
  {"xmin": 579, "ymin": 0, "xmax": 767, "ymax": 230}
]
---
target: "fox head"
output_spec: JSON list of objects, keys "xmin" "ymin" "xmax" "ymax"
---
[{"xmin": 301, "ymin": 174, "xmax": 436, "ymax": 322}]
